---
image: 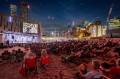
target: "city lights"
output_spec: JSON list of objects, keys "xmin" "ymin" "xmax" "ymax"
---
[
  {"xmin": 27, "ymin": 5, "xmax": 30, "ymax": 9},
  {"xmin": 8, "ymin": 16, "xmax": 13, "ymax": 23},
  {"xmin": 0, "ymin": 0, "xmax": 120, "ymax": 79}
]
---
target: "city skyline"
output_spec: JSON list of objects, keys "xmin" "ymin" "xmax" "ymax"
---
[{"xmin": 0, "ymin": 0, "xmax": 120, "ymax": 28}]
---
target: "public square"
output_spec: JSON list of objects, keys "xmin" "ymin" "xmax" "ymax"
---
[{"xmin": 0, "ymin": 0, "xmax": 120, "ymax": 79}]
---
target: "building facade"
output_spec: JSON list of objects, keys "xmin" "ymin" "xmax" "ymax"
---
[
  {"xmin": 0, "ymin": 13, "xmax": 41, "ymax": 44},
  {"xmin": 109, "ymin": 18, "xmax": 120, "ymax": 37},
  {"xmin": 86, "ymin": 21, "xmax": 106, "ymax": 37}
]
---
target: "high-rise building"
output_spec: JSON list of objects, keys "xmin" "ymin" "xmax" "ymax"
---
[
  {"xmin": 0, "ymin": 1, "xmax": 41, "ymax": 44},
  {"xmin": 10, "ymin": 4, "xmax": 17, "ymax": 16},
  {"xmin": 20, "ymin": 1, "xmax": 30, "ymax": 21},
  {"xmin": 87, "ymin": 21, "xmax": 104, "ymax": 37}
]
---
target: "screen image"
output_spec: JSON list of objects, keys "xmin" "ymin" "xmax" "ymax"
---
[
  {"xmin": 3, "ymin": 32, "xmax": 39, "ymax": 43},
  {"xmin": 23, "ymin": 22, "xmax": 38, "ymax": 33}
]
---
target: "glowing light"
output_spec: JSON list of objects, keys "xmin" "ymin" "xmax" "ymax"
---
[
  {"xmin": 47, "ymin": 16, "xmax": 55, "ymax": 20},
  {"xmin": 27, "ymin": 5, "xmax": 30, "ymax": 9},
  {"xmin": 51, "ymin": 32, "xmax": 54, "ymax": 35},
  {"xmin": 72, "ymin": 20, "xmax": 75, "ymax": 26},
  {"xmin": 93, "ymin": 29, "xmax": 96, "ymax": 33},
  {"xmin": 8, "ymin": 16, "xmax": 13, "ymax": 23}
]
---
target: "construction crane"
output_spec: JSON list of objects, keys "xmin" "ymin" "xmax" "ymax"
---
[{"xmin": 106, "ymin": 3, "xmax": 114, "ymax": 37}]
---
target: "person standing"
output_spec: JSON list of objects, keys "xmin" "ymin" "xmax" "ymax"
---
[{"xmin": 40, "ymin": 49, "xmax": 49, "ymax": 69}]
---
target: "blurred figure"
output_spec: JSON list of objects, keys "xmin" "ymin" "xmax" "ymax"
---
[
  {"xmin": 16, "ymin": 49, "xmax": 24, "ymax": 62},
  {"xmin": 100, "ymin": 58, "xmax": 120, "ymax": 79},
  {"xmin": 6, "ymin": 40, "xmax": 9, "ymax": 46},
  {"xmin": 40, "ymin": 49, "xmax": 49, "ymax": 69},
  {"xmin": 74, "ymin": 72, "xmax": 85, "ymax": 79},
  {"xmin": 10, "ymin": 50, "xmax": 16, "ymax": 63},
  {"xmin": 79, "ymin": 61, "xmax": 102, "ymax": 79},
  {"xmin": 1, "ymin": 50, "xmax": 11, "ymax": 63},
  {"xmin": 23, "ymin": 51, "xmax": 37, "ymax": 75},
  {"xmin": 79, "ymin": 63, "xmax": 87, "ymax": 75}
]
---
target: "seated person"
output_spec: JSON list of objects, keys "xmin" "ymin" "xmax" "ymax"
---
[
  {"xmin": 100, "ymin": 60, "xmax": 120, "ymax": 79},
  {"xmin": 24, "ymin": 52, "xmax": 37, "ymax": 75},
  {"xmin": 79, "ymin": 61, "xmax": 103, "ymax": 79},
  {"xmin": 100, "ymin": 62, "xmax": 112, "ymax": 79},
  {"xmin": 1, "ymin": 50, "xmax": 11, "ymax": 61},
  {"xmin": 40, "ymin": 49, "xmax": 49, "ymax": 69},
  {"xmin": 109, "ymin": 59, "xmax": 120, "ymax": 79},
  {"xmin": 16, "ymin": 49, "xmax": 24, "ymax": 62},
  {"xmin": 10, "ymin": 50, "xmax": 17, "ymax": 63},
  {"xmin": 79, "ymin": 63, "xmax": 87, "ymax": 75}
]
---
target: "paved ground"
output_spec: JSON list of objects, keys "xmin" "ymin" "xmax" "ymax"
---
[{"xmin": 0, "ymin": 54, "xmax": 78, "ymax": 79}]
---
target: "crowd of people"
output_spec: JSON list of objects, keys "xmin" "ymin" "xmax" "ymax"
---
[
  {"xmin": 30, "ymin": 38, "xmax": 120, "ymax": 79},
  {"xmin": 0, "ymin": 45, "xmax": 49, "ymax": 77},
  {"xmin": 0, "ymin": 38, "xmax": 120, "ymax": 79},
  {"xmin": 0, "ymin": 47, "xmax": 25, "ymax": 63}
]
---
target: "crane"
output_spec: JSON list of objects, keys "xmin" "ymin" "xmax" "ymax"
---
[{"xmin": 106, "ymin": 3, "xmax": 114, "ymax": 37}]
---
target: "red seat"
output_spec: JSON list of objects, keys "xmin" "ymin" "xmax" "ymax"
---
[
  {"xmin": 25, "ymin": 57, "xmax": 36, "ymax": 68},
  {"xmin": 40, "ymin": 55, "xmax": 49, "ymax": 65}
]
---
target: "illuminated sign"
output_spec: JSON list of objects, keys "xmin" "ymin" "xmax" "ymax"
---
[{"xmin": 23, "ymin": 22, "xmax": 38, "ymax": 33}]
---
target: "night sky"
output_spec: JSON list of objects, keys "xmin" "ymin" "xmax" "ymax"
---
[{"xmin": 0, "ymin": 0, "xmax": 120, "ymax": 29}]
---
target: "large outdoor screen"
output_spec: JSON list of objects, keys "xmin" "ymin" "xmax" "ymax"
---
[
  {"xmin": 23, "ymin": 22, "xmax": 38, "ymax": 33},
  {"xmin": 3, "ymin": 32, "xmax": 39, "ymax": 43}
]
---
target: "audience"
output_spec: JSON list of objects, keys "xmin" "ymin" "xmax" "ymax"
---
[
  {"xmin": 79, "ymin": 60, "xmax": 102, "ymax": 79},
  {"xmin": 1, "ymin": 38, "xmax": 120, "ymax": 79}
]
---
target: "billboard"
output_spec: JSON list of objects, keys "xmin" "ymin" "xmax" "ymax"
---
[{"xmin": 23, "ymin": 22, "xmax": 38, "ymax": 34}]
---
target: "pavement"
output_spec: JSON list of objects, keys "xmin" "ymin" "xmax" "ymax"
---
[{"xmin": 0, "ymin": 54, "xmax": 78, "ymax": 79}]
